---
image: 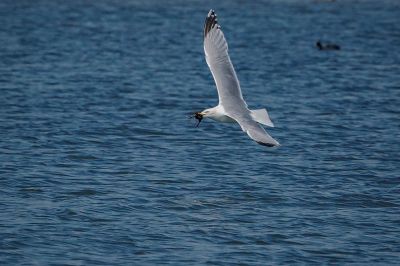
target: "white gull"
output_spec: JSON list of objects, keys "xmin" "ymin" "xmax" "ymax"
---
[{"xmin": 195, "ymin": 10, "xmax": 280, "ymax": 147}]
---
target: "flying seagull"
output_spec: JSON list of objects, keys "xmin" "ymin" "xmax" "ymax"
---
[{"xmin": 194, "ymin": 10, "xmax": 280, "ymax": 147}]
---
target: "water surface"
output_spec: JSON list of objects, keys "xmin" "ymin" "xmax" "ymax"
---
[{"xmin": 1, "ymin": 0, "xmax": 399, "ymax": 265}]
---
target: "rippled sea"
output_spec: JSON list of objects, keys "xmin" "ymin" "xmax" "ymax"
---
[{"xmin": 1, "ymin": 0, "xmax": 399, "ymax": 265}]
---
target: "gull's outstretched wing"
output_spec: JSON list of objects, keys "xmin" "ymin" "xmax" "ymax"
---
[
  {"xmin": 235, "ymin": 115, "xmax": 280, "ymax": 147},
  {"xmin": 204, "ymin": 10, "xmax": 246, "ymax": 109}
]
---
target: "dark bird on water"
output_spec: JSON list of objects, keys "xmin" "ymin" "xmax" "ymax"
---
[{"xmin": 316, "ymin": 40, "xmax": 341, "ymax": 50}]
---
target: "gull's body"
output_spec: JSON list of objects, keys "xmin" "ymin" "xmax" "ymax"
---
[
  {"xmin": 202, "ymin": 106, "xmax": 236, "ymax": 123},
  {"xmin": 198, "ymin": 10, "xmax": 280, "ymax": 147}
]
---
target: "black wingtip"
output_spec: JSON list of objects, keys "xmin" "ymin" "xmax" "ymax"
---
[
  {"xmin": 256, "ymin": 142, "xmax": 275, "ymax": 147},
  {"xmin": 204, "ymin": 9, "xmax": 219, "ymax": 38},
  {"xmin": 256, "ymin": 141, "xmax": 280, "ymax": 148}
]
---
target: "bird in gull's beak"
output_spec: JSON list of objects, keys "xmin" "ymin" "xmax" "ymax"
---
[{"xmin": 194, "ymin": 112, "xmax": 203, "ymax": 127}]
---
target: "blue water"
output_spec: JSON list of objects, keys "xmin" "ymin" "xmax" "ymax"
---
[{"xmin": 1, "ymin": 0, "xmax": 399, "ymax": 264}]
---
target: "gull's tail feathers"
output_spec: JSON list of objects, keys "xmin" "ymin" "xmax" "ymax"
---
[{"xmin": 250, "ymin": 108, "xmax": 274, "ymax": 127}]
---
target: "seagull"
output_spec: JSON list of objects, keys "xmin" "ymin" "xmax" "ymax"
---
[{"xmin": 193, "ymin": 10, "xmax": 280, "ymax": 147}]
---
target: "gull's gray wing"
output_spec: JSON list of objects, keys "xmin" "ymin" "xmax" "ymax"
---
[
  {"xmin": 203, "ymin": 10, "xmax": 247, "ymax": 109},
  {"xmin": 234, "ymin": 115, "xmax": 280, "ymax": 147}
]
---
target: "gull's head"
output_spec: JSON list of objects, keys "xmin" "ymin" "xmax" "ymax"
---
[
  {"xmin": 198, "ymin": 108, "xmax": 214, "ymax": 117},
  {"xmin": 192, "ymin": 108, "xmax": 213, "ymax": 127}
]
